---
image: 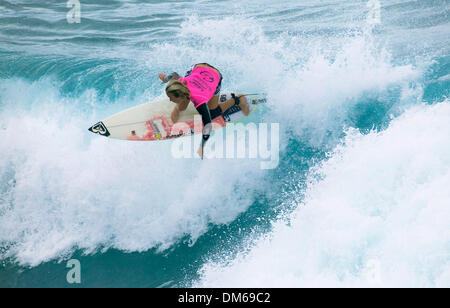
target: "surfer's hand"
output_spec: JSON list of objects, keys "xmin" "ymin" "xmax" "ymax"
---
[
  {"xmin": 197, "ymin": 146, "xmax": 204, "ymax": 160},
  {"xmin": 159, "ymin": 73, "xmax": 167, "ymax": 83}
]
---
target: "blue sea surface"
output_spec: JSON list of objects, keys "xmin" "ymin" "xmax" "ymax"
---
[{"xmin": 0, "ymin": 0, "xmax": 449, "ymax": 287}]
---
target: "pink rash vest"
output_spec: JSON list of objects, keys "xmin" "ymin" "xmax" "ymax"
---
[{"xmin": 178, "ymin": 66, "xmax": 221, "ymax": 108}]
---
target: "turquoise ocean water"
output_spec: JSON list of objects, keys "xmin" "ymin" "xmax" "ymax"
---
[{"xmin": 0, "ymin": 0, "xmax": 449, "ymax": 287}]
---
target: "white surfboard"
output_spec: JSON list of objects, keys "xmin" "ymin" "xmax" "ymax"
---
[{"xmin": 88, "ymin": 93, "xmax": 265, "ymax": 141}]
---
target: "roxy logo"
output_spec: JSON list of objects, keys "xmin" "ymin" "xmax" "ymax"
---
[
  {"xmin": 67, "ymin": 0, "xmax": 81, "ymax": 24},
  {"xmin": 171, "ymin": 117, "xmax": 280, "ymax": 170}
]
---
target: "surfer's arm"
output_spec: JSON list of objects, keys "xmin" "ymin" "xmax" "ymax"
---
[
  {"xmin": 171, "ymin": 105, "xmax": 180, "ymax": 123},
  {"xmin": 195, "ymin": 103, "xmax": 212, "ymax": 149},
  {"xmin": 159, "ymin": 72, "xmax": 180, "ymax": 83}
]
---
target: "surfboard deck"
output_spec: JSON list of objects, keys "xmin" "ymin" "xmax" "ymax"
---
[{"xmin": 88, "ymin": 93, "xmax": 265, "ymax": 141}]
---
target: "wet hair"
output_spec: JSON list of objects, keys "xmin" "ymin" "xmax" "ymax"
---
[{"xmin": 165, "ymin": 79, "xmax": 190, "ymax": 100}]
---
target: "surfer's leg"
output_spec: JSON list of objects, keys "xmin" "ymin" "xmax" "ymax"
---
[
  {"xmin": 207, "ymin": 96, "xmax": 222, "ymax": 120},
  {"xmin": 207, "ymin": 95, "xmax": 220, "ymax": 109},
  {"xmin": 207, "ymin": 70, "xmax": 224, "ymax": 119},
  {"xmin": 234, "ymin": 94, "xmax": 250, "ymax": 116},
  {"xmin": 214, "ymin": 93, "xmax": 250, "ymax": 116}
]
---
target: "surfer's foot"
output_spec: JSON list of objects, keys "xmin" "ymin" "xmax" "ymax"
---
[
  {"xmin": 231, "ymin": 93, "xmax": 250, "ymax": 116},
  {"xmin": 237, "ymin": 94, "xmax": 250, "ymax": 116},
  {"xmin": 216, "ymin": 93, "xmax": 250, "ymax": 116}
]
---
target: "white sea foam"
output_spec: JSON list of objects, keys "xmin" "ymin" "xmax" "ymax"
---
[
  {"xmin": 148, "ymin": 13, "xmax": 423, "ymax": 150},
  {"xmin": 196, "ymin": 101, "xmax": 450, "ymax": 288},
  {"xmin": 0, "ymin": 13, "xmax": 427, "ymax": 268},
  {"xmin": 0, "ymin": 78, "xmax": 264, "ymax": 266}
]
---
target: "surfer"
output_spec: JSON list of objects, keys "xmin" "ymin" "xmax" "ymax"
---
[{"xmin": 158, "ymin": 63, "xmax": 250, "ymax": 158}]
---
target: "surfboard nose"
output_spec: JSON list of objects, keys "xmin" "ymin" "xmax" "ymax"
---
[{"xmin": 88, "ymin": 121, "xmax": 110, "ymax": 137}]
